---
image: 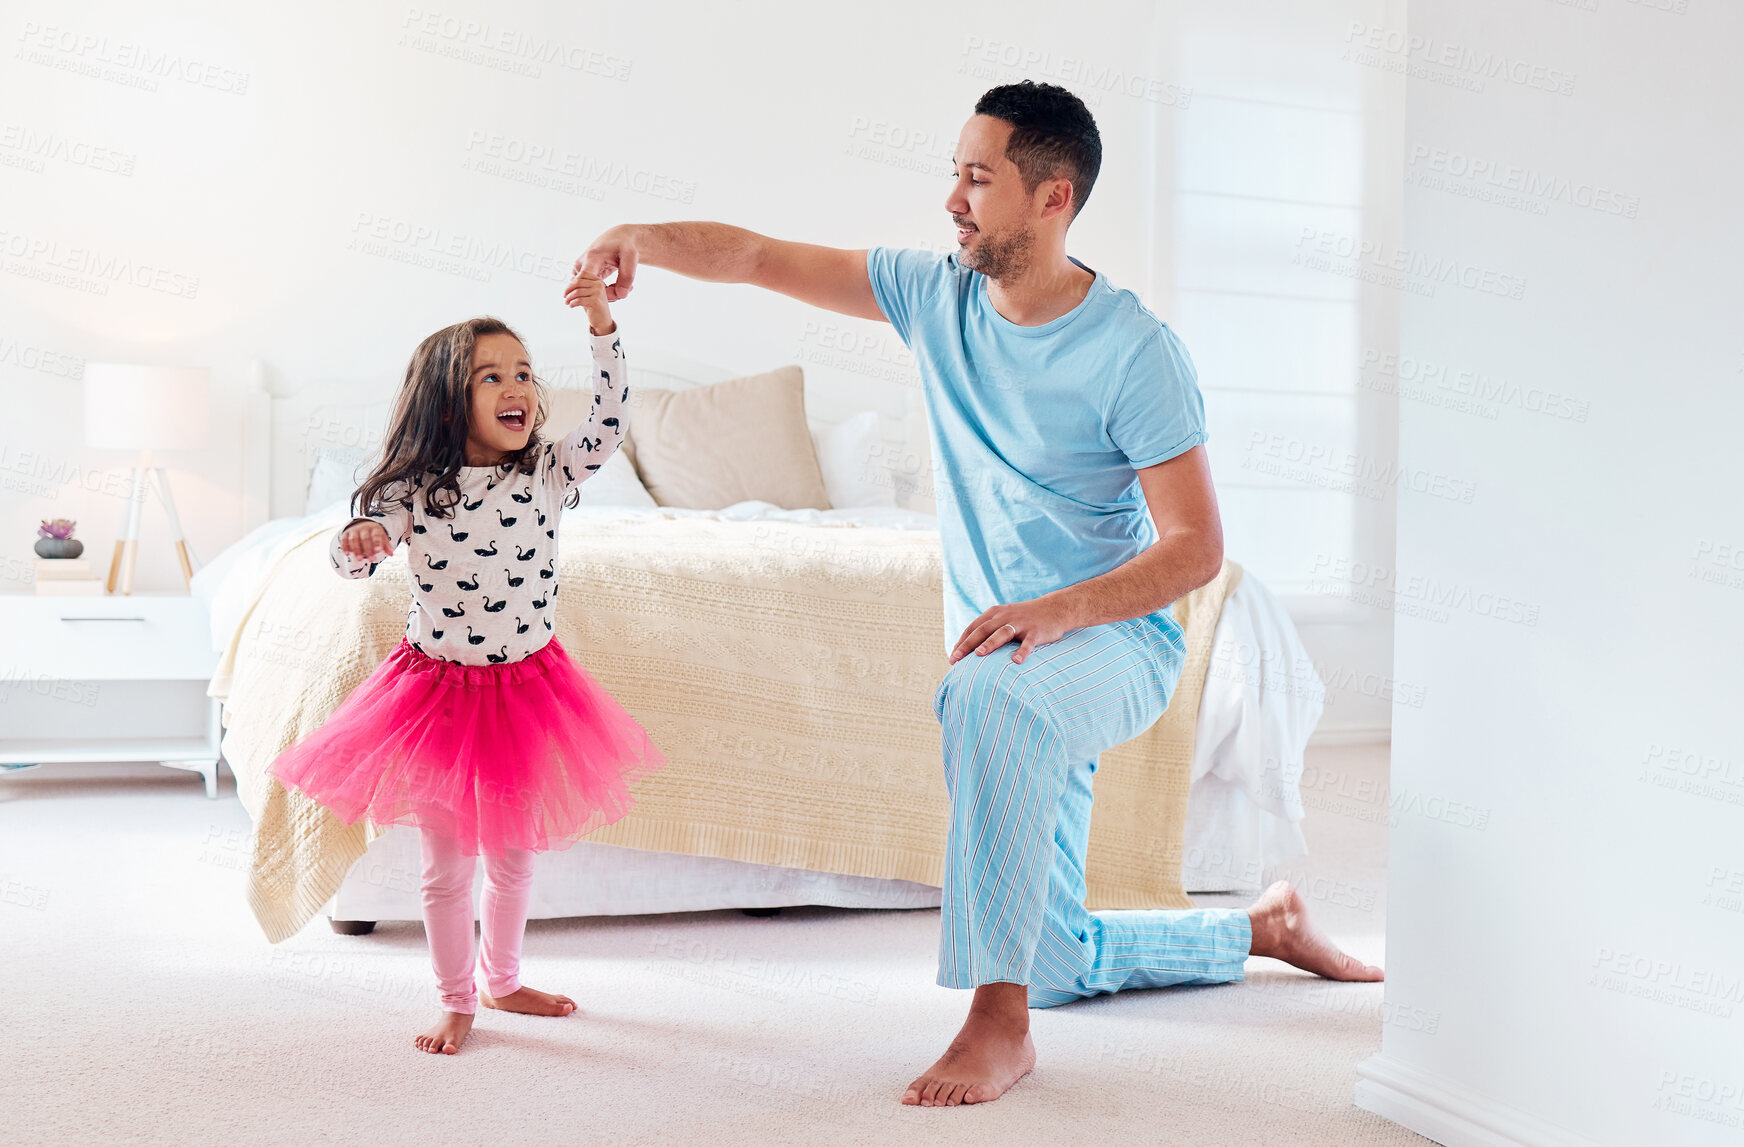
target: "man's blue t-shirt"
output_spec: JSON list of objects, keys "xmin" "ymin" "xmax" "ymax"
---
[{"xmin": 866, "ymin": 247, "xmax": 1208, "ymax": 646}]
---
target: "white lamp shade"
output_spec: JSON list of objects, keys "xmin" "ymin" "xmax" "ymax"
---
[{"xmin": 84, "ymin": 364, "xmax": 211, "ymax": 451}]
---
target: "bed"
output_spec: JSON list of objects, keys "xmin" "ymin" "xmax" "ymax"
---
[{"xmin": 198, "ymin": 347, "xmax": 1319, "ymax": 942}]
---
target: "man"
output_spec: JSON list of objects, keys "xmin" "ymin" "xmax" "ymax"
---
[{"xmin": 571, "ymin": 80, "xmax": 1382, "ymax": 1108}]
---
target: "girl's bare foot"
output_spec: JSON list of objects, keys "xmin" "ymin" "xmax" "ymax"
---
[
  {"xmin": 481, "ymin": 985, "xmax": 577, "ymax": 1016},
  {"xmin": 414, "ymin": 1011, "xmax": 474, "ymax": 1055}
]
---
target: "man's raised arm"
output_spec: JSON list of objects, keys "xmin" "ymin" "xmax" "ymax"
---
[{"xmin": 569, "ymin": 223, "xmax": 885, "ymax": 323}]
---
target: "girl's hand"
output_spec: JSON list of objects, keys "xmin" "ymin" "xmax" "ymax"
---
[
  {"xmin": 563, "ymin": 272, "xmax": 617, "ymax": 336},
  {"xmin": 340, "ymin": 520, "xmax": 394, "ymax": 563}
]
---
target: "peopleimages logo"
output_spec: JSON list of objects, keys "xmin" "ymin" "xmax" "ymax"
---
[
  {"xmin": 15, "ymin": 22, "xmax": 252, "ymax": 94},
  {"xmin": 1590, "ymin": 946, "xmax": 1744, "ymax": 1018},
  {"xmin": 1407, "ymin": 145, "xmax": 1639, "ymax": 219},
  {"xmin": 0, "ymin": 335, "xmax": 83, "ymax": 378},
  {"xmin": 0, "ymin": 227, "xmax": 200, "ymax": 299},
  {"xmin": 0, "ymin": 125, "xmax": 136, "ymax": 177},
  {"xmin": 348, "ymin": 211, "xmax": 571, "ymax": 283},
  {"xmin": 462, "ymin": 131, "xmax": 696, "ymax": 204},
  {"xmin": 1344, "ymin": 22, "xmax": 1577, "ymax": 96},
  {"xmin": 1359, "ymin": 349, "xmax": 1591, "ymax": 423},
  {"xmin": 1243, "ymin": 431, "xmax": 1478, "ymax": 504},
  {"xmin": 959, "ymin": 36, "xmax": 1191, "ymax": 109},
  {"xmin": 1295, "ymin": 228, "xmax": 1526, "ymax": 301},
  {"xmin": 398, "ymin": 8, "xmax": 631, "ymax": 80}
]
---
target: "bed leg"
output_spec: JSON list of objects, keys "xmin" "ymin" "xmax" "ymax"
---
[
  {"xmin": 329, "ymin": 919, "xmax": 377, "ymax": 935},
  {"xmin": 741, "ymin": 907, "xmax": 783, "ymax": 918}
]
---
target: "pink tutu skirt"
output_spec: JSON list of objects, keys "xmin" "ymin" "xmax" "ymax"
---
[{"xmin": 267, "ymin": 637, "xmax": 664, "ymax": 857}]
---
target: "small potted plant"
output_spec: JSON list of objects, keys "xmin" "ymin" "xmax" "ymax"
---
[{"xmin": 35, "ymin": 519, "xmax": 84, "ymax": 559}]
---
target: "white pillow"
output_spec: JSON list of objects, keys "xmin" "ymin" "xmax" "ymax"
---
[
  {"xmin": 305, "ymin": 448, "xmax": 372, "ymax": 514},
  {"xmin": 570, "ymin": 447, "xmax": 658, "ymax": 508},
  {"xmin": 811, "ymin": 412, "xmax": 898, "ymax": 510}
]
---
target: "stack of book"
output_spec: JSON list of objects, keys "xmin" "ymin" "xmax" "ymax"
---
[{"xmin": 34, "ymin": 559, "xmax": 105, "ymax": 596}]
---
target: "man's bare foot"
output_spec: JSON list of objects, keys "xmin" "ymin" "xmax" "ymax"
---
[
  {"xmin": 1247, "ymin": 880, "xmax": 1384, "ymax": 981},
  {"xmin": 481, "ymin": 985, "xmax": 577, "ymax": 1016},
  {"xmin": 902, "ymin": 982, "xmax": 1036, "ymax": 1107},
  {"xmin": 414, "ymin": 1011, "xmax": 474, "ymax": 1055}
]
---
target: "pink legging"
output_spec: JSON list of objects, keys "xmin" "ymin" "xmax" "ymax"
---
[{"xmin": 419, "ymin": 828, "xmax": 535, "ymax": 1014}]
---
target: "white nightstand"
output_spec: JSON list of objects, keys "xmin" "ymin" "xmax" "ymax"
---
[{"xmin": 0, "ymin": 593, "xmax": 224, "ymax": 797}]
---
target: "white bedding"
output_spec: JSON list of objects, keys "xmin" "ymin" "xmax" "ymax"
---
[{"xmin": 195, "ymin": 499, "xmax": 1311, "ymax": 917}]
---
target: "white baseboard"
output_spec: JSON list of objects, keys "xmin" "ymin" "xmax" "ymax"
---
[
  {"xmin": 1308, "ymin": 723, "xmax": 1391, "ymax": 747},
  {"xmin": 1354, "ymin": 1055, "xmax": 1600, "ymax": 1147}
]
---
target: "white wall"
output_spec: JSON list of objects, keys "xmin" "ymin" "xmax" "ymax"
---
[
  {"xmin": 1357, "ymin": 2, "xmax": 1744, "ymax": 1145},
  {"xmin": 0, "ymin": 0, "xmax": 1161, "ymax": 585},
  {"xmin": 1, "ymin": 1, "xmax": 1400, "ymax": 736}
]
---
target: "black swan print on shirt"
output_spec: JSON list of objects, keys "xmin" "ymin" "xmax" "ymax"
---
[
  {"xmin": 516, "ymin": 545, "xmax": 536, "ymax": 562},
  {"xmin": 504, "ymin": 568, "xmax": 524, "ymax": 587},
  {"xmin": 465, "ymin": 626, "xmax": 486, "ymax": 645},
  {"xmin": 483, "ymin": 596, "xmax": 507, "ymax": 613},
  {"xmin": 456, "ymin": 573, "xmax": 480, "ymax": 591},
  {"xmin": 447, "ymin": 523, "xmax": 468, "ymax": 542},
  {"xmin": 512, "ymin": 488, "xmax": 533, "ymax": 504},
  {"xmin": 473, "ymin": 540, "xmax": 498, "ymax": 557},
  {"xmin": 442, "ymin": 604, "xmax": 466, "ymax": 618}
]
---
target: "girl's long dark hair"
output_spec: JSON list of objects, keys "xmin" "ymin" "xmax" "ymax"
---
[{"xmin": 353, "ymin": 317, "xmax": 552, "ymax": 520}]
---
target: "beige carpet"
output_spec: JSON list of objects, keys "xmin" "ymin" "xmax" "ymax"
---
[{"xmin": 0, "ymin": 746, "xmax": 1426, "ymax": 1147}]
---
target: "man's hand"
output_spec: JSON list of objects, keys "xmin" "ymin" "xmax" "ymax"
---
[
  {"xmin": 949, "ymin": 596, "xmax": 1079, "ymax": 666},
  {"xmin": 573, "ymin": 225, "xmax": 639, "ymax": 302},
  {"xmin": 562, "ymin": 272, "xmax": 617, "ymax": 335},
  {"xmin": 339, "ymin": 520, "xmax": 393, "ymax": 563}
]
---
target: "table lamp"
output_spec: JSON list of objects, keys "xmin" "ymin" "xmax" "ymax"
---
[{"xmin": 83, "ymin": 364, "xmax": 210, "ymax": 594}]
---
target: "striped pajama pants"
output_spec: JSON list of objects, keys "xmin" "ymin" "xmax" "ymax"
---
[{"xmin": 934, "ymin": 613, "xmax": 1252, "ymax": 1008}]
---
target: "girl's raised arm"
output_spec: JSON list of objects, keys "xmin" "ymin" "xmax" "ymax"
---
[{"xmin": 550, "ymin": 332, "xmax": 628, "ymax": 495}]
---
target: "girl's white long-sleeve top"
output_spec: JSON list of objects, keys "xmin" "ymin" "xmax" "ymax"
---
[{"xmin": 328, "ymin": 331, "xmax": 627, "ymax": 666}]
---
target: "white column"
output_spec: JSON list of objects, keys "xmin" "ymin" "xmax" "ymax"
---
[{"xmin": 1358, "ymin": 3, "xmax": 1744, "ymax": 1145}]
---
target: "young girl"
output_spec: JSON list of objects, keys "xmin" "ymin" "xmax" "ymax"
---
[{"xmin": 268, "ymin": 276, "xmax": 662, "ymax": 1055}]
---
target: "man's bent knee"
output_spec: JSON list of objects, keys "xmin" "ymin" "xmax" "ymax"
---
[{"xmin": 934, "ymin": 644, "xmax": 1052, "ymax": 730}]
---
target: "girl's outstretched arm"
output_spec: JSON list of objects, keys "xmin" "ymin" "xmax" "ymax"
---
[
  {"xmin": 550, "ymin": 330, "xmax": 628, "ymax": 495},
  {"xmin": 330, "ymin": 490, "xmax": 413, "ymax": 579}
]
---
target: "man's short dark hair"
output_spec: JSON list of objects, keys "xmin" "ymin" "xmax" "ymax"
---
[{"xmin": 973, "ymin": 81, "xmax": 1102, "ymax": 221}]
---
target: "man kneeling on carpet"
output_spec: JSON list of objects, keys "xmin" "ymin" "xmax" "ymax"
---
[
  {"xmin": 573, "ymin": 80, "xmax": 1383, "ymax": 1105},
  {"xmin": 268, "ymin": 278, "xmax": 665, "ymax": 1055}
]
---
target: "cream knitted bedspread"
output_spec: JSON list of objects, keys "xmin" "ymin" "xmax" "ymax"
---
[{"xmin": 216, "ymin": 514, "xmax": 1240, "ymax": 942}]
